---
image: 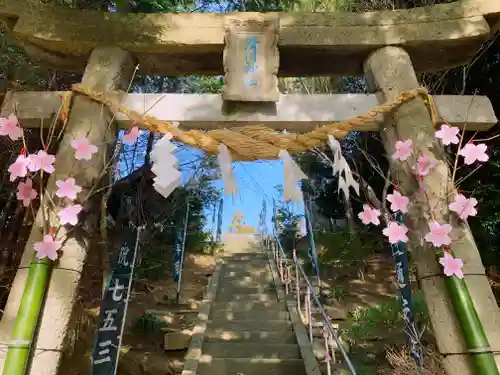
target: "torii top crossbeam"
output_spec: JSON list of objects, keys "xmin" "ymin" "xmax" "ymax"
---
[{"xmin": 0, "ymin": 0, "xmax": 499, "ymax": 77}]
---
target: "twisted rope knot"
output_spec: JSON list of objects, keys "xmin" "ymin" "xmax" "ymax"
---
[{"xmin": 70, "ymin": 84, "xmax": 430, "ymax": 161}]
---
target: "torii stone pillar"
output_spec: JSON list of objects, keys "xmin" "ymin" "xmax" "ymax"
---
[
  {"xmin": 364, "ymin": 46, "xmax": 500, "ymax": 375},
  {"xmin": 0, "ymin": 46, "xmax": 134, "ymax": 375}
]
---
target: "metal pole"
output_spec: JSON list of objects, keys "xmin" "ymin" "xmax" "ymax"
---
[
  {"xmin": 210, "ymin": 201, "xmax": 217, "ymax": 254},
  {"xmin": 176, "ymin": 202, "xmax": 190, "ymax": 305}
]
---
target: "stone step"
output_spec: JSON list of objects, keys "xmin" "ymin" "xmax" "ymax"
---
[
  {"xmin": 221, "ymin": 270, "xmax": 273, "ymax": 278},
  {"xmin": 202, "ymin": 342, "xmax": 302, "ymax": 359},
  {"xmin": 222, "ymin": 259, "xmax": 269, "ymax": 265},
  {"xmin": 204, "ymin": 328, "xmax": 297, "ymax": 344},
  {"xmin": 211, "ymin": 308, "xmax": 290, "ymax": 321},
  {"xmin": 217, "ymin": 285, "xmax": 276, "ymax": 296},
  {"xmin": 197, "ymin": 358, "xmax": 306, "ymax": 375},
  {"xmin": 209, "ymin": 319, "xmax": 292, "ymax": 331},
  {"xmin": 221, "ymin": 269, "xmax": 271, "ymax": 275},
  {"xmin": 212, "ymin": 300, "xmax": 285, "ymax": 310},
  {"xmin": 223, "ymin": 260, "xmax": 270, "ymax": 266},
  {"xmin": 219, "ymin": 275, "xmax": 275, "ymax": 284},
  {"xmin": 221, "ymin": 253, "xmax": 269, "ymax": 260},
  {"xmin": 218, "ymin": 273, "xmax": 275, "ymax": 282},
  {"xmin": 223, "ymin": 269, "xmax": 271, "ymax": 275},
  {"xmin": 215, "ymin": 292, "xmax": 278, "ymax": 302}
]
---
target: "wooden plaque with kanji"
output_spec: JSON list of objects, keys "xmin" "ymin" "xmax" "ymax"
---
[{"xmin": 222, "ymin": 16, "xmax": 280, "ymax": 102}]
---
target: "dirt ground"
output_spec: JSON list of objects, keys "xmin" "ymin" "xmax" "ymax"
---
[
  {"xmin": 316, "ymin": 253, "xmax": 404, "ymax": 371},
  {"xmin": 117, "ymin": 253, "xmax": 216, "ymax": 375},
  {"xmin": 317, "ymin": 252, "xmax": 448, "ymax": 374},
  {"xmin": 321, "ymin": 253, "xmax": 398, "ymax": 312},
  {"xmin": 60, "ymin": 252, "xmax": 215, "ymax": 375}
]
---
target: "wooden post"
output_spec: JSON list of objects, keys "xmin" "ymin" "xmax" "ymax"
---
[
  {"xmin": 363, "ymin": 46, "xmax": 500, "ymax": 375},
  {"xmin": 0, "ymin": 46, "xmax": 134, "ymax": 375}
]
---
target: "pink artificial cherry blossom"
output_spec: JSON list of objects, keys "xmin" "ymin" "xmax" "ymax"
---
[
  {"xmin": 34, "ymin": 234, "xmax": 62, "ymax": 261},
  {"xmin": 8, "ymin": 154, "xmax": 30, "ymax": 181},
  {"xmin": 424, "ymin": 221, "xmax": 452, "ymax": 247},
  {"xmin": 58, "ymin": 204, "xmax": 83, "ymax": 226},
  {"xmin": 28, "ymin": 150, "xmax": 55, "ymax": 173},
  {"xmin": 16, "ymin": 178, "xmax": 38, "ymax": 207},
  {"xmin": 386, "ymin": 190, "xmax": 409, "ymax": 213},
  {"xmin": 358, "ymin": 204, "xmax": 381, "ymax": 226},
  {"xmin": 439, "ymin": 252, "xmax": 464, "ymax": 279},
  {"xmin": 459, "ymin": 143, "xmax": 488, "ymax": 165},
  {"xmin": 0, "ymin": 114, "xmax": 22, "ymax": 141},
  {"xmin": 55, "ymin": 178, "xmax": 82, "ymax": 200},
  {"xmin": 449, "ymin": 194, "xmax": 477, "ymax": 220},
  {"xmin": 414, "ymin": 153, "xmax": 436, "ymax": 176},
  {"xmin": 382, "ymin": 221, "xmax": 409, "ymax": 244},
  {"xmin": 123, "ymin": 126, "xmax": 140, "ymax": 144},
  {"xmin": 435, "ymin": 124, "xmax": 460, "ymax": 146},
  {"xmin": 71, "ymin": 136, "xmax": 98, "ymax": 161},
  {"xmin": 392, "ymin": 140, "xmax": 413, "ymax": 161}
]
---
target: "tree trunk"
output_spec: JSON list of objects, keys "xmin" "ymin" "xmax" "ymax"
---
[
  {"xmin": 364, "ymin": 46, "xmax": 500, "ymax": 375},
  {"xmin": 0, "ymin": 46, "xmax": 134, "ymax": 375}
]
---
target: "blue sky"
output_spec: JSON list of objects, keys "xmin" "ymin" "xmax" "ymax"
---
[
  {"xmin": 211, "ymin": 159, "xmax": 284, "ymax": 232},
  {"xmin": 176, "ymin": 146, "xmax": 291, "ymax": 235},
  {"xmin": 117, "ymin": 133, "xmax": 299, "ymax": 235}
]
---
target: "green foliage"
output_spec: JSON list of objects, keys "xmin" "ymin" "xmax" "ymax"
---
[
  {"xmin": 117, "ymin": 0, "xmax": 198, "ymax": 12},
  {"xmin": 295, "ymin": 152, "xmax": 346, "ymax": 221},
  {"xmin": 189, "ymin": 76, "xmax": 225, "ymax": 94},
  {"xmin": 345, "ymin": 292, "xmax": 428, "ymax": 342},
  {"xmin": 273, "ymin": 185, "xmax": 302, "ymax": 252},
  {"xmin": 129, "ymin": 175, "xmax": 219, "ymax": 281},
  {"xmin": 355, "ymin": 366, "xmax": 377, "ymax": 375},
  {"xmin": 134, "ymin": 245, "xmax": 170, "ymax": 281},
  {"xmin": 133, "ymin": 312, "xmax": 167, "ymax": 333},
  {"xmin": 315, "ymin": 230, "xmax": 377, "ymax": 264},
  {"xmin": 331, "ymin": 285, "xmax": 346, "ymax": 301}
]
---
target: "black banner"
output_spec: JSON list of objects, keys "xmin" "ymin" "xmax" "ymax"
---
[{"xmin": 91, "ymin": 224, "xmax": 142, "ymax": 375}]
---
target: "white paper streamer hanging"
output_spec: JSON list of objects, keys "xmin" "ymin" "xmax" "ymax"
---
[
  {"xmin": 150, "ymin": 133, "xmax": 181, "ymax": 198},
  {"xmin": 279, "ymin": 150, "xmax": 307, "ymax": 203},
  {"xmin": 327, "ymin": 135, "xmax": 359, "ymax": 201},
  {"xmin": 217, "ymin": 144, "xmax": 237, "ymax": 198}
]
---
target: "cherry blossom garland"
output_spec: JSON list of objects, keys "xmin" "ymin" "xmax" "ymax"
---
[
  {"xmin": 71, "ymin": 137, "xmax": 98, "ymax": 161},
  {"xmin": 122, "ymin": 126, "xmax": 141, "ymax": 145},
  {"xmin": 0, "ymin": 113, "xmax": 105, "ymax": 261},
  {"xmin": 360, "ymin": 123, "xmax": 489, "ymax": 280},
  {"xmin": 17, "ymin": 178, "xmax": 38, "ymax": 207},
  {"xmin": 0, "ymin": 114, "xmax": 23, "ymax": 141}
]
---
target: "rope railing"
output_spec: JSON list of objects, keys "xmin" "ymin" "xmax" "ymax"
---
[{"xmin": 267, "ymin": 233, "xmax": 358, "ymax": 375}]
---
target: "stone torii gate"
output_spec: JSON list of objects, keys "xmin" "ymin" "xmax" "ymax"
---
[{"xmin": 0, "ymin": 1, "xmax": 499, "ymax": 375}]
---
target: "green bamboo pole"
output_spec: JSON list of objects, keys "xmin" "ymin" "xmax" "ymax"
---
[
  {"xmin": 3, "ymin": 257, "xmax": 52, "ymax": 375},
  {"xmin": 441, "ymin": 253, "xmax": 499, "ymax": 375}
]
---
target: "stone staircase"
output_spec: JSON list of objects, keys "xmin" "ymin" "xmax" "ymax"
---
[{"xmin": 182, "ymin": 233, "xmax": 319, "ymax": 375}]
